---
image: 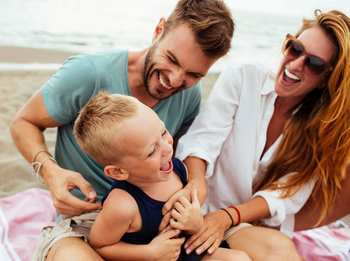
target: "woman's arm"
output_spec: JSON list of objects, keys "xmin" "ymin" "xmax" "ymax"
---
[
  {"xmin": 162, "ymin": 64, "xmax": 242, "ymax": 218},
  {"xmin": 295, "ymin": 163, "xmax": 350, "ymax": 230},
  {"xmin": 183, "ymin": 197, "xmax": 270, "ymax": 255}
]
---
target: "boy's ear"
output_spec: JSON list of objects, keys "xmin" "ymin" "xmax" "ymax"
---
[
  {"xmin": 104, "ymin": 165, "xmax": 129, "ymax": 181},
  {"xmin": 152, "ymin": 17, "xmax": 166, "ymax": 44}
]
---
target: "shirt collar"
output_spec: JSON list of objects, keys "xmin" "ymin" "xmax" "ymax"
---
[{"xmin": 261, "ymin": 72, "xmax": 276, "ymax": 95}]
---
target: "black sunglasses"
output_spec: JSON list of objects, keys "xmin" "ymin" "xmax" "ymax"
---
[{"xmin": 282, "ymin": 34, "xmax": 333, "ymax": 77}]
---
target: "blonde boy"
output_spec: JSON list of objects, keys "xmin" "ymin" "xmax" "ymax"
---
[{"xmin": 73, "ymin": 92, "xmax": 251, "ymax": 261}]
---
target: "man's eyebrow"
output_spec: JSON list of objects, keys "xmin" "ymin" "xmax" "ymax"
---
[{"xmin": 167, "ymin": 50, "xmax": 205, "ymax": 77}]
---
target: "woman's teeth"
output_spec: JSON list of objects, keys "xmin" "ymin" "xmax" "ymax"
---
[
  {"xmin": 284, "ymin": 68, "xmax": 300, "ymax": 81},
  {"xmin": 159, "ymin": 74, "xmax": 172, "ymax": 89}
]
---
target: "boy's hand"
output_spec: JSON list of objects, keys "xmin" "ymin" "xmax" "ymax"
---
[
  {"xmin": 148, "ymin": 228, "xmax": 185, "ymax": 261},
  {"xmin": 169, "ymin": 189, "xmax": 204, "ymax": 234}
]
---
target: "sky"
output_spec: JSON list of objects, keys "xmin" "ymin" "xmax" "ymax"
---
[
  {"xmin": 158, "ymin": 0, "xmax": 350, "ymax": 17},
  {"xmin": 225, "ymin": 0, "xmax": 350, "ymax": 17}
]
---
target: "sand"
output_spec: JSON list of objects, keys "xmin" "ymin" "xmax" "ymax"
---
[{"xmin": 0, "ymin": 46, "xmax": 219, "ymax": 198}]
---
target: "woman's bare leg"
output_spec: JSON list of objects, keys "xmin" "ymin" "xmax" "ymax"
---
[{"xmin": 225, "ymin": 226, "xmax": 303, "ymax": 261}]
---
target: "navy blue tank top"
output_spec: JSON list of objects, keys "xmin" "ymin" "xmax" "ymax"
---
[
  {"xmin": 101, "ymin": 158, "xmax": 229, "ymax": 260},
  {"xmin": 102, "ymin": 158, "xmax": 187, "ymax": 244}
]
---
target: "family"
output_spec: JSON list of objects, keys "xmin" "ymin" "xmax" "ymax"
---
[{"xmin": 10, "ymin": 0, "xmax": 350, "ymax": 260}]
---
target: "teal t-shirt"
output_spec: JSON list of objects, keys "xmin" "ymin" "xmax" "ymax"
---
[{"xmin": 41, "ymin": 49, "xmax": 201, "ymax": 214}]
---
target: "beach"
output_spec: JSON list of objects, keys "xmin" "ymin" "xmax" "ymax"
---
[
  {"xmin": 0, "ymin": 46, "xmax": 219, "ymax": 198},
  {"xmin": 2, "ymin": 46, "xmax": 350, "ymax": 227}
]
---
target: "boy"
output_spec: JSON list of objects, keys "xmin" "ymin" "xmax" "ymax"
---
[{"xmin": 73, "ymin": 91, "xmax": 251, "ymax": 261}]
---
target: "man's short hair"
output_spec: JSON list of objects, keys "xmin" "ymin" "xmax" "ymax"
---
[
  {"xmin": 163, "ymin": 0, "xmax": 235, "ymax": 59},
  {"xmin": 73, "ymin": 91, "xmax": 139, "ymax": 166}
]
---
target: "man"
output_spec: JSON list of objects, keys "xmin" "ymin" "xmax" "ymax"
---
[{"xmin": 10, "ymin": 0, "xmax": 234, "ymax": 260}]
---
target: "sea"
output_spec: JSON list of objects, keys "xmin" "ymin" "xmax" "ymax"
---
[{"xmin": 0, "ymin": 0, "xmax": 343, "ymax": 72}]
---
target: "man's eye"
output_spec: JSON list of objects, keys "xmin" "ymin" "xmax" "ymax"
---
[{"xmin": 168, "ymin": 56, "xmax": 176, "ymax": 63}]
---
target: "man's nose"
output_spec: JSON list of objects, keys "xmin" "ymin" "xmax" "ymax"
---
[{"xmin": 168, "ymin": 68, "xmax": 185, "ymax": 88}]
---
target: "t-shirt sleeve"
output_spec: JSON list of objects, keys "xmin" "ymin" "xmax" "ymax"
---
[
  {"xmin": 173, "ymin": 82, "xmax": 202, "ymax": 138},
  {"xmin": 41, "ymin": 54, "xmax": 97, "ymax": 124}
]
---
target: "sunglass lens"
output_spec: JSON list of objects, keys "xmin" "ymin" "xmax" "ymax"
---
[
  {"xmin": 285, "ymin": 40, "xmax": 302, "ymax": 59},
  {"xmin": 305, "ymin": 57, "xmax": 326, "ymax": 77}
]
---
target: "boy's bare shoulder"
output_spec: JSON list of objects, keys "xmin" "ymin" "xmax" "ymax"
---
[{"xmin": 102, "ymin": 189, "xmax": 139, "ymax": 219}]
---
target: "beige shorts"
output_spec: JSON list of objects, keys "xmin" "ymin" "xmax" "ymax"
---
[
  {"xmin": 223, "ymin": 222, "xmax": 252, "ymax": 240},
  {"xmin": 32, "ymin": 211, "xmax": 250, "ymax": 261},
  {"xmin": 32, "ymin": 211, "xmax": 100, "ymax": 261}
]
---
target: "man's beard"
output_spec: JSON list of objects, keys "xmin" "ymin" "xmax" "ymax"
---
[{"xmin": 143, "ymin": 43, "xmax": 183, "ymax": 101}]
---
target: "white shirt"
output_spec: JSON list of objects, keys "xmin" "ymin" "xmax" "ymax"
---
[{"xmin": 176, "ymin": 60, "xmax": 316, "ymax": 237}]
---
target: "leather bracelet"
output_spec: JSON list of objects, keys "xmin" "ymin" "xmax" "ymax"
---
[
  {"xmin": 229, "ymin": 206, "xmax": 241, "ymax": 226},
  {"xmin": 220, "ymin": 208, "xmax": 234, "ymax": 227}
]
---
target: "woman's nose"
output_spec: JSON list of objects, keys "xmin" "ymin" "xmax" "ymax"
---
[{"xmin": 289, "ymin": 55, "xmax": 305, "ymax": 72}]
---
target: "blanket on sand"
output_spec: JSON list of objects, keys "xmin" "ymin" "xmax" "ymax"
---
[{"xmin": 0, "ymin": 188, "xmax": 349, "ymax": 261}]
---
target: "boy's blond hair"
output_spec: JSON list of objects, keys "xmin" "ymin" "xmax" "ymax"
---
[{"xmin": 73, "ymin": 91, "xmax": 139, "ymax": 166}]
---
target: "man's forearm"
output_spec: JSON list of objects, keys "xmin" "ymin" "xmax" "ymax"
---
[{"xmin": 10, "ymin": 116, "xmax": 49, "ymax": 164}]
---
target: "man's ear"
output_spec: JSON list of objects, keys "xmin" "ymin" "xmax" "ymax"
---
[
  {"xmin": 104, "ymin": 165, "xmax": 129, "ymax": 180},
  {"xmin": 152, "ymin": 17, "xmax": 166, "ymax": 44}
]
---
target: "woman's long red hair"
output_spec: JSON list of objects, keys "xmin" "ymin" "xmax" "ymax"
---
[{"xmin": 254, "ymin": 10, "xmax": 350, "ymax": 225}]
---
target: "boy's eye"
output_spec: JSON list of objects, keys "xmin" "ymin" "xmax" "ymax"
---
[
  {"xmin": 148, "ymin": 149, "xmax": 156, "ymax": 157},
  {"xmin": 162, "ymin": 129, "xmax": 168, "ymax": 136}
]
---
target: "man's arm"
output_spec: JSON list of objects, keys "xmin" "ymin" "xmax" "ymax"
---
[{"xmin": 10, "ymin": 89, "xmax": 100, "ymax": 215}]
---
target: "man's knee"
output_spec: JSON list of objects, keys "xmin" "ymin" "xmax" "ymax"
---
[{"xmin": 47, "ymin": 237, "xmax": 103, "ymax": 261}]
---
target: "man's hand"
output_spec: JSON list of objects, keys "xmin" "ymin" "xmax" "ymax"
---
[
  {"xmin": 46, "ymin": 166, "xmax": 101, "ymax": 216},
  {"xmin": 183, "ymin": 209, "xmax": 231, "ymax": 255},
  {"xmin": 148, "ymin": 228, "xmax": 185, "ymax": 261},
  {"xmin": 169, "ymin": 189, "xmax": 204, "ymax": 234}
]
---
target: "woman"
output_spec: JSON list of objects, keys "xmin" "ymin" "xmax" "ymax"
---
[{"xmin": 171, "ymin": 9, "xmax": 350, "ymax": 260}]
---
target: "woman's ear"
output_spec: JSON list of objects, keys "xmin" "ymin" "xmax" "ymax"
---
[
  {"xmin": 152, "ymin": 17, "xmax": 166, "ymax": 43},
  {"xmin": 104, "ymin": 165, "xmax": 129, "ymax": 180}
]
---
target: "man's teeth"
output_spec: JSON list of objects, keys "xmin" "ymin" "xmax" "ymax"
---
[
  {"xmin": 159, "ymin": 74, "xmax": 172, "ymax": 89},
  {"xmin": 285, "ymin": 68, "xmax": 300, "ymax": 80}
]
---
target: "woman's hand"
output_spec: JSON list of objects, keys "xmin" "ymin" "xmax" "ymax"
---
[
  {"xmin": 183, "ymin": 209, "xmax": 231, "ymax": 255},
  {"xmin": 169, "ymin": 189, "xmax": 204, "ymax": 234}
]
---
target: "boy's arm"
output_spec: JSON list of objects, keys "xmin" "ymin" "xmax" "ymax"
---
[
  {"xmin": 168, "ymin": 189, "xmax": 204, "ymax": 235},
  {"xmin": 89, "ymin": 189, "xmax": 185, "ymax": 261}
]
